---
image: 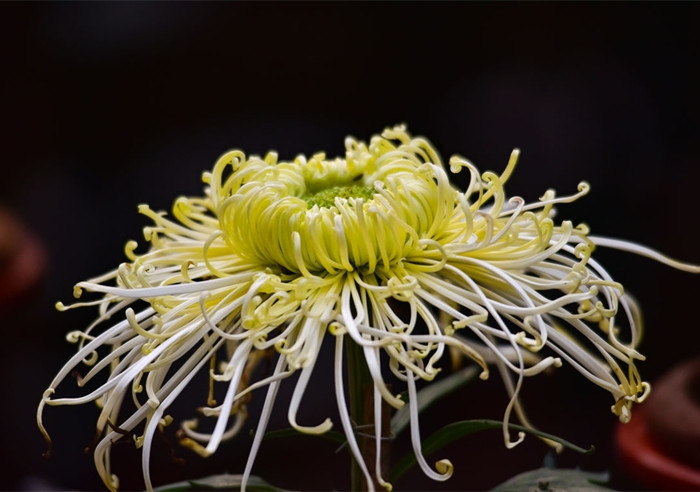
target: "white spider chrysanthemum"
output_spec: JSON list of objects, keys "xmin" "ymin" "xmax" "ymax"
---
[{"xmin": 38, "ymin": 125, "xmax": 699, "ymax": 492}]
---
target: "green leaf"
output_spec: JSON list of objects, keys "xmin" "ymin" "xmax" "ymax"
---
[
  {"xmin": 262, "ymin": 426, "xmax": 347, "ymax": 445},
  {"xmin": 489, "ymin": 467, "xmax": 613, "ymax": 491},
  {"xmin": 390, "ymin": 366, "xmax": 480, "ymax": 436},
  {"xmin": 390, "ymin": 419, "xmax": 594, "ymax": 482},
  {"xmin": 151, "ymin": 473, "xmax": 290, "ymax": 491}
]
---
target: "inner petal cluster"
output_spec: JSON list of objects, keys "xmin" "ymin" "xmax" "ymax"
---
[{"xmin": 209, "ymin": 128, "xmax": 457, "ymax": 276}]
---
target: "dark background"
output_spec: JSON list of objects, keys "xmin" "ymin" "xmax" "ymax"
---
[{"xmin": 1, "ymin": 2, "xmax": 699, "ymax": 491}]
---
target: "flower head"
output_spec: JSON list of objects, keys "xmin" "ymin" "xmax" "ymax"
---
[{"xmin": 38, "ymin": 125, "xmax": 699, "ymax": 491}]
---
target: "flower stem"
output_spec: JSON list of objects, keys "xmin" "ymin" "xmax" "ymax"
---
[{"xmin": 347, "ymin": 340, "xmax": 391, "ymax": 491}]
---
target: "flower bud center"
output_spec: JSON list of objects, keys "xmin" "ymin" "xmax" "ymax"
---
[{"xmin": 302, "ymin": 183, "xmax": 375, "ymax": 208}]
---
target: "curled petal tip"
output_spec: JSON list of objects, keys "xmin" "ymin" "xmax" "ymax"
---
[{"xmin": 435, "ymin": 459, "xmax": 454, "ymax": 478}]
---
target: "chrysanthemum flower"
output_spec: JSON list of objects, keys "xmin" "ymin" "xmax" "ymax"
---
[{"xmin": 38, "ymin": 125, "xmax": 699, "ymax": 492}]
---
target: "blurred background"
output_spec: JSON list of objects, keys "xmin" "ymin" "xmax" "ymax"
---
[{"xmin": 1, "ymin": 2, "xmax": 699, "ymax": 491}]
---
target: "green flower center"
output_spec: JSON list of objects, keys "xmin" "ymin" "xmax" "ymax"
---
[{"xmin": 302, "ymin": 184, "xmax": 375, "ymax": 208}]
